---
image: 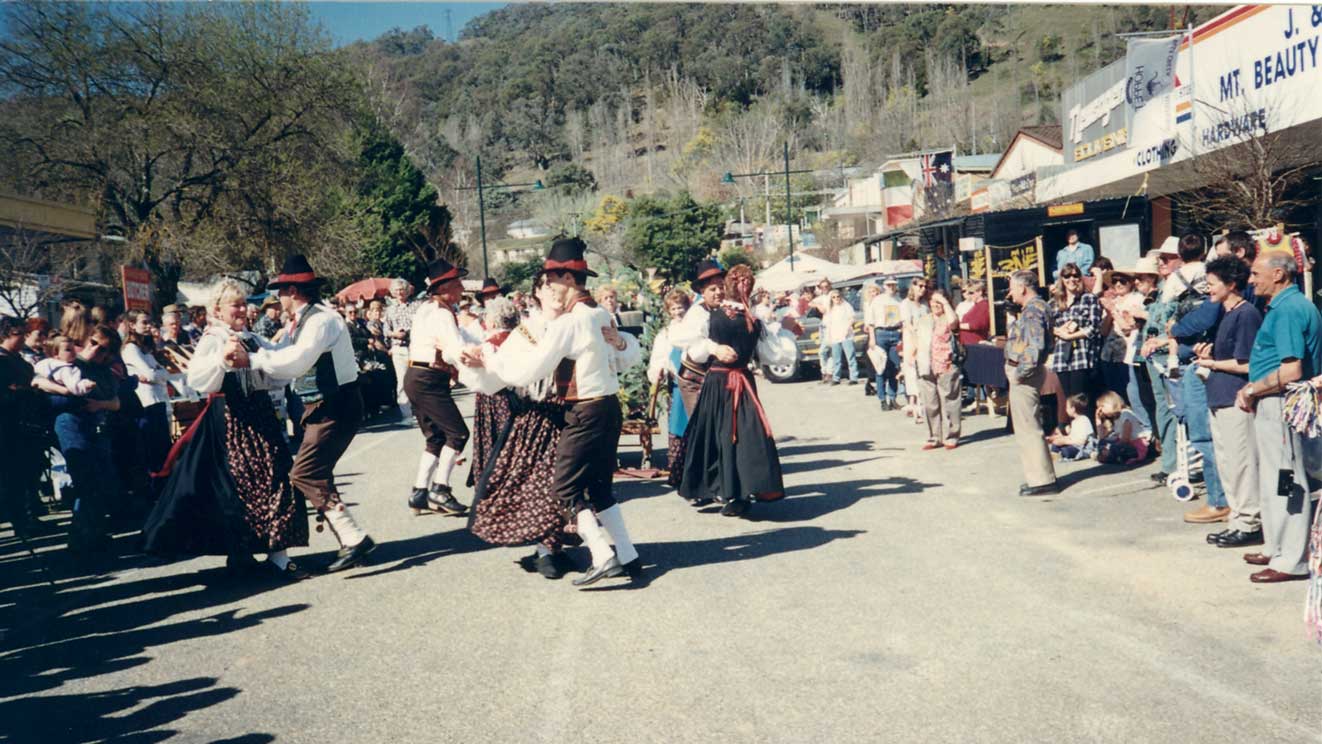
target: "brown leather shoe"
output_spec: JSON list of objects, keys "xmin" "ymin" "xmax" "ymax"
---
[
  {"xmin": 1249, "ymin": 568, "xmax": 1308, "ymax": 583},
  {"xmin": 1183, "ymin": 506, "xmax": 1231, "ymax": 524},
  {"xmin": 1243, "ymin": 552, "xmax": 1270, "ymax": 566}
]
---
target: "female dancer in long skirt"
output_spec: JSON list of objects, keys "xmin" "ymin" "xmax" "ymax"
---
[
  {"xmin": 143, "ymin": 279, "xmax": 309, "ymax": 579},
  {"xmin": 466, "ymin": 298, "xmax": 516, "ymax": 488},
  {"xmin": 647, "ymin": 289, "xmax": 694, "ymax": 488},
  {"xmin": 466, "ymin": 274, "xmax": 579, "ymax": 579},
  {"xmin": 679, "ymin": 264, "xmax": 796, "ymax": 518}
]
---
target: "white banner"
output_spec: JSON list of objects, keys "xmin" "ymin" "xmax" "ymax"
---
[{"xmin": 1126, "ymin": 35, "xmax": 1182, "ymax": 144}]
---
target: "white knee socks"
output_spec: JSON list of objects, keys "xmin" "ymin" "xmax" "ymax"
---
[
  {"xmin": 322, "ymin": 505, "xmax": 367, "ymax": 548},
  {"xmin": 414, "ymin": 451, "xmax": 438, "ymax": 490},
  {"xmin": 575, "ymin": 509, "xmax": 615, "ymax": 567},
  {"xmin": 433, "ymin": 446, "xmax": 460, "ymax": 489},
  {"xmin": 595, "ymin": 505, "xmax": 638, "ymax": 565}
]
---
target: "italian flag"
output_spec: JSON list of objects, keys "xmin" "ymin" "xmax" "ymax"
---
[{"xmin": 881, "ymin": 166, "xmax": 914, "ymax": 227}]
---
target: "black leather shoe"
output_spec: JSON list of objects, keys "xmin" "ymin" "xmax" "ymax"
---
[
  {"xmin": 427, "ymin": 485, "xmax": 468, "ymax": 516},
  {"xmin": 720, "ymin": 500, "xmax": 750, "ymax": 517},
  {"xmin": 572, "ymin": 556, "xmax": 622, "ymax": 587},
  {"xmin": 268, "ymin": 560, "xmax": 311, "ymax": 581},
  {"xmin": 535, "ymin": 554, "xmax": 564, "ymax": 580},
  {"xmin": 689, "ymin": 497, "xmax": 712, "ymax": 508},
  {"xmin": 1206, "ymin": 529, "xmax": 1232, "ymax": 545},
  {"xmin": 1215, "ymin": 529, "xmax": 1264, "ymax": 548},
  {"xmin": 408, "ymin": 487, "xmax": 430, "ymax": 514},
  {"xmin": 327, "ymin": 535, "xmax": 376, "ymax": 573},
  {"xmin": 516, "ymin": 552, "xmax": 539, "ymax": 573},
  {"xmin": 619, "ymin": 556, "xmax": 644, "ymax": 580},
  {"xmin": 1018, "ymin": 483, "xmax": 1059, "ymax": 497},
  {"xmin": 1149, "ymin": 471, "xmax": 1169, "ymax": 484}
]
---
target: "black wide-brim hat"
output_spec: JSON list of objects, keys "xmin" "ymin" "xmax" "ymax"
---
[
  {"xmin": 476, "ymin": 277, "xmax": 506, "ymax": 297},
  {"xmin": 543, "ymin": 237, "xmax": 598, "ymax": 277},
  {"xmin": 425, "ymin": 258, "xmax": 469, "ymax": 292},
  {"xmin": 267, "ymin": 254, "xmax": 328, "ymax": 290},
  {"xmin": 693, "ymin": 259, "xmax": 726, "ymax": 286}
]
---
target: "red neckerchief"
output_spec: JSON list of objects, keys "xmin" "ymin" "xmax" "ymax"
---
[
  {"xmin": 566, "ymin": 294, "xmax": 597, "ymax": 311},
  {"xmin": 487, "ymin": 330, "xmax": 512, "ymax": 348}
]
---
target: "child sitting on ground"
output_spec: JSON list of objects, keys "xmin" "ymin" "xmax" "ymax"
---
[
  {"xmin": 1093, "ymin": 390, "xmax": 1152, "ymax": 465},
  {"xmin": 1047, "ymin": 393, "xmax": 1096, "ymax": 461},
  {"xmin": 32, "ymin": 335, "xmax": 96, "ymax": 396}
]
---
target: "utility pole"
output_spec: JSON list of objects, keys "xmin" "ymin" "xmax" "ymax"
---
[
  {"xmin": 784, "ymin": 141, "xmax": 794, "ymax": 270},
  {"xmin": 476, "ymin": 154, "xmax": 489, "ymax": 278}
]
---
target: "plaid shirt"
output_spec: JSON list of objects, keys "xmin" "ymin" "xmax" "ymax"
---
[
  {"xmin": 1005, "ymin": 295, "xmax": 1051, "ymax": 381},
  {"xmin": 1050, "ymin": 291, "xmax": 1103, "ymax": 373},
  {"xmin": 382, "ymin": 299, "xmax": 420, "ymax": 349}
]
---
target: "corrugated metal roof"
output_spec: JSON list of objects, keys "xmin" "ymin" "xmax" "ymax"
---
[{"xmin": 953, "ymin": 154, "xmax": 1002, "ymax": 171}]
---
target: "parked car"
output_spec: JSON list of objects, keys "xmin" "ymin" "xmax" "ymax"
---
[{"xmin": 762, "ymin": 270, "xmax": 926, "ymax": 383}]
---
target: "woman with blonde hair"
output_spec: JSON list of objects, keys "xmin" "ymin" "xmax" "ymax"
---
[
  {"xmin": 647, "ymin": 287, "xmax": 695, "ymax": 488},
  {"xmin": 143, "ymin": 279, "xmax": 309, "ymax": 579}
]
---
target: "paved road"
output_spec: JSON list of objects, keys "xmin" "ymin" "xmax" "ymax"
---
[{"xmin": 2, "ymin": 380, "xmax": 1320, "ymax": 743}]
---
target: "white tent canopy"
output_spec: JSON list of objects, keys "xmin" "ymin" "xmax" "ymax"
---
[{"xmin": 755, "ymin": 253, "xmax": 854, "ymax": 293}]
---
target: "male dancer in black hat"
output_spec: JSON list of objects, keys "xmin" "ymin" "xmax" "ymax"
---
[
  {"xmin": 464, "ymin": 238, "xmax": 645, "ymax": 587},
  {"xmin": 227, "ymin": 255, "xmax": 375, "ymax": 572},
  {"xmin": 403, "ymin": 258, "xmax": 472, "ymax": 516}
]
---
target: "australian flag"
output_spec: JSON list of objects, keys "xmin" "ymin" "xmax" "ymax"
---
[{"xmin": 920, "ymin": 150, "xmax": 954, "ymax": 213}]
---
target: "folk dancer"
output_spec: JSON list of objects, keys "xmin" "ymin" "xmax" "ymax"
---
[
  {"xmin": 143, "ymin": 279, "xmax": 309, "ymax": 580},
  {"xmin": 678, "ymin": 264, "xmax": 796, "ymax": 517},
  {"xmin": 464, "ymin": 238, "xmax": 644, "ymax": 587},
  {"xmin": 467, "ymin": 281, "xmax": 515, "ymax": 489},
  {"xmin": 665, "ymin": 259, "xmax": 728, "ymax": 502},
  {"xmin": 402, "ymin": 258, "xmax": 473, "ymax": 517},
  {"xmin": 227, "ymin": 255, "xmax": 375, "ymax": 572},
  {"xmin": 647, "ymin": 289, "xmax": 694, "ymax": 488}
]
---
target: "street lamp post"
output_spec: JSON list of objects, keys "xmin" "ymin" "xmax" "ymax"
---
[
  {"xmin": 461, "ymin": 155, "xmax": 545, "ymax": 279},
  {"xmin": 722, "ymin": 146, "xmax": 815, "ymax": 271}
]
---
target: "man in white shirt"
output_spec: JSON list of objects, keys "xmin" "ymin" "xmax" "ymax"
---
[
  {"xmin": 228, "ymin": 254, "xmax": 375, "ymax": 573},
  {"xmin": 464, "ymin": 238, "xmax": 645, "ymax": 588},
  {"xmin": 867, "ymin": 277, "xmax": 905, "ymax": 409},
  {"xmin": 402, "ymin": 258, "xmax": 473, "ymax": 517}
]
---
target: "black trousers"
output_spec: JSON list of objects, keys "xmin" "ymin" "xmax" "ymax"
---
[
  {"xmin": 553, "ymin": 397, "xmax": 622, "ymax": 513},
  {"xmin": 404, "ymin": 366, "xmax": 469, "ymax": 455}
]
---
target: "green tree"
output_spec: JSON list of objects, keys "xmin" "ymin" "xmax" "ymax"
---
[
  {"xmin": 0, "ymin": 0, "xmax": 359, "ymax": 303},
  {"xmin": 494, "ymin": 255, "xmax": 543, "ymax": 292},
  {"xmin": 623, "ymin": 192, "xmax": 724, "ymax": 284},
  {"xmin": 354, "ymin": 124, "xmax": 461, "ymax": 285},
  {"xmin": 717, "ymin": 245, "xmax": 757, "ymax": 271}
]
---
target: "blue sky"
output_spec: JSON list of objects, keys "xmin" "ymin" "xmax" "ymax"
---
[{"xmin": 305, "ymin": 2, "xmax": 508, "ymax": 46}]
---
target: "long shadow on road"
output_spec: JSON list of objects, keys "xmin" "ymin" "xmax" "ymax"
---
[
  {"xmin": 748, "ymin": 475, "xmax": 937, "ymax": 523},
  {"xmin": 582, "ymin": 525, "xmax": 866, "ymax": 591},
  {"xmin": 1, "ymin": 539, "xmax": 303, "ymax": 743}
]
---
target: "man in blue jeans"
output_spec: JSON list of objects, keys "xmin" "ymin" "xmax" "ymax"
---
[{"xmin": 866, "ymin": 277, "xmax": 904, "ymax": 409}]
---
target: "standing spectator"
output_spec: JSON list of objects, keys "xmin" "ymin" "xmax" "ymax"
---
[
  {"xmin": 159, "ymin": 306, "xmax": 188, "ymax": 349},
  {"xmin": 1053, "ymin": 229, "xmax": 1095, "ymax": 280},
  {"xmin": 1194, "ymin": 256, "xmax": 1263, "ymax": 546},
  {"xmin": 822, "ymin": 290, "xmax": 859, "ymax": 385},
  {"xmin": 1004, "ymin": 270, "xmax": 1057, "ymax": 496},
  {"xmin": 383, "ymin": 278, "xmax": 418, "ymax": 405},
  {"xmin": 956, "ymin": 283, "xmax": 990, "ymax": 346},
  {"xmin": 60, "ymin": 298, "xmax": 92, "ymax": 345},
  {"xmin": 21, "ymin": 318, "xmax": 49, "ymax": 367},
  {"xmin": 58, "ymin": 325, "xmax": 124, "ymax": 554},
  {"xmin": 120, "ymin": 311, "xmax": 174, "ymax": 498},
  {"xmin": 596, "ymin": 285, "xmax": 625, "ymax": 328},
  {"xmin": 900, "ymin": 277, "xmax": 929, "ymax": 420},
  {"xmin": 867, "ymin": 277, "xmax": 904, "ymax": 410},
  {"xmin": 811, "ymin": 279, "xmax": 833, "ymax": 381},
  {"xmin": 1049, "ymin": 262, "xmax": 1103, "ymax": 413},
  {"xmin": 253, "ymin": 296, "xmax": 282, "ymax": 339},
  {"xmin": 245, "ymin": 303, "xmax": 260, "ymax": 328},
  {"xmin": 1237, "ymin": 253, "xmax": 1321, "ymax": 583},
  {"xmin": 915, "ymin": 290, "xmax": 961, "ymax": 449},
  {"xmin": 184, "ymin": 306, "xmax": 208, "ymax": 344}
]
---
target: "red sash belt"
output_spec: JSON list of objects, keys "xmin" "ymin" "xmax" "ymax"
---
[{"xmin": 711, "ymin": 365, "xmax": 771, "ymax": 443}]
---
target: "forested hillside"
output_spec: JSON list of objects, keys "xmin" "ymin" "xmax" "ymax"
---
[{"xmin": 355, "ymin": 3, "xmax": 1220, "ymax": 207}]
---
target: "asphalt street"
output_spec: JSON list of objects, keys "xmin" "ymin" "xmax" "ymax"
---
[{"xmin": 2, "ymin": 379, "xmax": 1320, "ymax": 743}]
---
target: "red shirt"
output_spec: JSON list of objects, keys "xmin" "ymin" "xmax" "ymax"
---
[{"xmin": 958, "ymin": 299, "xmax": 990, "ymax": 346}]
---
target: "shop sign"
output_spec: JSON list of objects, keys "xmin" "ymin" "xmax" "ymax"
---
[
  {"xmin": 1047, "ymin": 203, "xmax": 1085, "ymax": 217},
  {"xmin": 121, "ymin": 266, "xmax": 152, "ymax": 311},
  {"xmin": 1074, "ymin": 128, "xmax": 1128, "ymax": 162},
  {"xmin": 1133, "ymin": 137, "xmax": 1180, "ymax": 173}
]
